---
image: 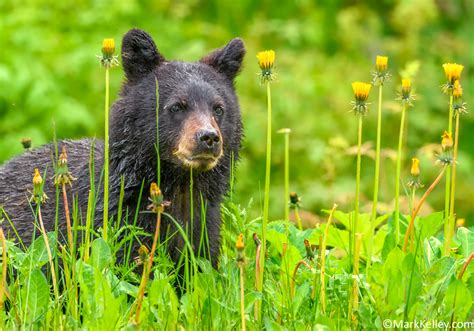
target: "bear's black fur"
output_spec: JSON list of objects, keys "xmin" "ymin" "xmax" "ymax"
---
[{"xmin": 0, "ymin": 29, "xmax": 245, "ymax": 266}]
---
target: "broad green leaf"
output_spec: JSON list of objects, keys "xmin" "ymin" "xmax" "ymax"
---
[
  {"xmin": 444, "ymin": 278, "xmax": 472, "ymax": 320},
  {"xmin": 24, "ymin": 232, "xmax": 56, "ymax": 269},
  {"xmin": 414, "ymin": 211, "xmax": 444, "ymax": 241},
  {"xmin": 90, "ymin": 238, "xmax": 113, "ymax": 271},
  {"xmin": 456, "ymin": 227, "xmax": 474, "ymax": 258},
  {"xmin": 423, "ymin": 236, "xmax": 443, "ymax": 267},
  {"xmin": 21, "ymin": 268, "xmax": 49, "ymax": 324}
]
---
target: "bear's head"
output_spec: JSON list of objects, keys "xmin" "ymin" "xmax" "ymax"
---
[{"xmin": 110, "ymin": 29, "xmax": 245, "ymax": 184}]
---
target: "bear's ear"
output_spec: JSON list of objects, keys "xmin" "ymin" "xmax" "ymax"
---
[
  {"xmin": 121, "ymin": 28, "xmax": 165, "ymax": 82},
  {"xmin": 200, "ymin": 38, "xmax": 246, "ymax": 81}
]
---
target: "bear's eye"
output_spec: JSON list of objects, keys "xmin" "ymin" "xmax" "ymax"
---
[
  {"xmin": 213, "ymin": 105, "xmax": 224, "ymax": 116},
  {"xmin": 169, "ymin": 103, "xmax": 186, "ymax": 113}
]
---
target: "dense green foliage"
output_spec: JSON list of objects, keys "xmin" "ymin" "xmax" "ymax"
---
[{"xmin": 1, "ymin": 0, "xmax": 472, "ymax": 222}]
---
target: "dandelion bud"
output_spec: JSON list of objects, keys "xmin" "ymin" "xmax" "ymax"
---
[
  {"xmin": 256, "ymin": 50, "xmax": 275, "ymax": 82},
  {"xmin": 375, "ymin": 56, "xmax": 388, "ymax": 72},
  {"xmin": 351, "ymin": 82, "xmax": 371, "ymax": 114},
  {"xmin": 443, "ymin": 63, "xmax": 464, "ymax": 85},
  {"xmin": 33, "ymin": 168, "xmax": 43, "ymax": 186},
  {"xmin": 410, "ymin": 158, "xmax": 420, "ymax": 177},
  {"xmin": 453, "ymin": 80, "xmax": 463, "ymax": 99},
  {"xmin": 441, "ymin": 131, "xmax": 453, "ymax": 151},
  {"xmin": 402, "ymin": 79, "xmax": 411, "ymax": 94},
  {"xmin": 138, "ymin": 245, "xmax": 149, "ymax": 263},
  {"xmin": 352, "ymin": 82, "xmax": 371, "ymax": 102},
  {"xmin": 99, "ymin": 38, "xmax": 119, "ymax": 68},
  {"xmin": 59, "ymin": 145, "xmax": 68, "ymax": 165},
  {"xmin": 21, "ymin": 138, "xmax": 32, "ymax": 150},
  {"xmin": 304, "ymin": 239, "xmax": 315, "ymax": 260},
  {"xmin": 150, "ymin": 182, "xmax": 162, "ymax": 200},
  {"xmin": 101, "ymin": 38, "xmax": 115, "ymax": 57},
  {"xmin": 236, "ymin": 233, "xmax": 244, "ymax": 251},
  {"xmin": 31, "ymin": 168, "xmax": 48, "ymax": 204},
  {"xmin": 456, "ymin": 218, "xmax": 465, "ymax": 227},
  {"xmin": 289, "ymin": 192, "xmax": 302, "ymax": 208}
]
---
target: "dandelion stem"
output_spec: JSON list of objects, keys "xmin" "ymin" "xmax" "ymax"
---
[
  {"xmin": 447, "ymin": 112, "xmax": 460, "ymax": 255},
  {"xmin": 319, "ymin": 204, "xmax": 337, "ymax": 313},
  {"xmin": 257, "ymin": 80, "xmax": 272, "ymax": 320},
  {"xmin": 283, "ymin": 131, "xmax": 290, "ymax": 221},
  {"xmin": 403, "ymin": 165, "xmax": 447, "ymax": 253},
  {"xmin": 394, "ymin": 103, "xmax": 407, "ymax": 244},
  {"xmin": 103, "ymin": 67, "xmax": 110, "ymax": 240},
  {"xmin": 443, "ymin": 94, "xmax": 454, "ymax": 255},
  {"xmin": 38, "ymin": 205, "xmax": 62, "ymax": 330},
  {"xmin": 354, "ymin": 115, "xmax": 363, "ymax": 252},
  {"xmin": 294, "ymin": 207, "xmax": 302, "ymax": 231},
  {"xmin": 239, "ymin": 262, "xmax": 246, "ymax": 331},
  {"xmin": 62, "ymin": 184, "xmax": 73, "ymax": 251},
  {"xmin": 349, "ymin": 233, "xmax": 362, "ymax": 324}
]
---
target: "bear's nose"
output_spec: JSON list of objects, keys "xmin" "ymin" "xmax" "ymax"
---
[{"xmin": 197, "ymin": 129, "xmax": 220, "ymax": 149}]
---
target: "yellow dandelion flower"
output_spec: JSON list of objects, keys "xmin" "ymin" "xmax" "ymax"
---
[
  {"xmin": 443, "ymin": 63, "xmax": 464, "ymax": 84},
  {"xmin": 402, "ymin": 79, "xmax": 411, "ymax": 93},
  {"xmin": 410, "ymin": 158, "xmax": 420, "ymax": 177},
  {"xmin": 256, "ymin": 50, "xmax": 275, "ymax": 82},
  {"xmin": 352, "ymin": 82, "xmax": 371, "ymax": 102},
  {"xmin": 99, "ymin": 38, "xmax": 119, "ymax": 68},
  {"xmin": 256, "ymin": 50, "xmax": 275, "ymax": 71},
  {"xmin": 102, "ymin": 38, "xmax": 115, "ymax": 57},
  {"xmin": 33, "ymin": 168, "xmax": 43, "ymax": 186},
  {"xmin": 375, "ymin": 56, "xmax": 388, "ymax": 72},
  {"xmin": 441, "ymin": 131, "xmax": 453, "ymax": 150},
  {"xmin": 236, "ymin": 233, "xmax": 244, "ymax": 251},
  {"xmin": 453, "ymin": 80, "xmax": 463, "ymax": 99},
  {"xmin": 150, "ymin": 182, "xmax": 162, "ymax": 199}
]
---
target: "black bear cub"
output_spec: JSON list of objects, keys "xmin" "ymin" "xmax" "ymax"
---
[{"xmin": 0, "ymin": 28, "xmax": 245, "ymax": 266}]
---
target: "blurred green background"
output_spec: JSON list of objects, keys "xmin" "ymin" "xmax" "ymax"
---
[{"xmin": 1, "ymin": 0, "xmax": 473, "ymax": 224}]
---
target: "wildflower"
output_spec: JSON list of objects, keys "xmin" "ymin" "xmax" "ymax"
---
[
  {"xmin": 436, "ymin": 131, "xmax": 454, "ymax": 166},
  {"xmin": 456, "ymin": 218, "xmax": 465, "ymax": 227},
  {"xmin": 372, "ymin": 55, "xmax": 390, "ymax": 85},
  {"xmin": 99, "ymin": 38, "xmax": 119, "ymax": 68},
  {"xmin": 410, "ymin": 158, "xmax": 420, "ymax": 177},
  {"xmin": 398, "ymin": 78, "xmax": 415, "ymax": 106},
  {"xmin": 236, "ymin": 233, "xmax": 245, "ymax": 263},
  {"xmin": 30, "ymin": 168, "xmax": 48, "ymax": 204},
  {"xmin": 443, "ymin": 63, "xmax": 464, "ymax": 85},
  {"xmin": 236, "ymin": 233, "xmax": 244, "ymax": 251},
  {"xmin": 53, "ymin": 146, "xmax": 76, "ymax": 187},
  {"xmin": 351, "ymin": 82, "xmax": 371, "ymax": 115},
  {"xmin": 407, "ymin": 158, "xmax": 423, "ymax": 190},
  {"xmin": 137, "ymin": 245, "xmax": 149, "ymax": 264},
  {"xmin": 289, "ymin": 192, "xmax": 301, "ymax": 209},
  {"xmin": 442, "ymin": 63, "xmax": 464, "ymax": 93},
  {"xmin": 375, "ymin": 56, "xmax": 388, "ymax": 72},
  {"xmin": 21, "ymin": 138, "xmax": 32, "ymax": 150},
  {"xmin": 147, "ymin": 182, "xmax": 170, "ymax": 213},
  {"xmin": 452, "ymin": 80, "xmax": 468, "ymax": 116},
  {"xmin": 441, "ymin": 131, "xmax": 453, "ymax": 151},
  {"xmin": 256, "ymin": 50, "xmax": 275, "ymax": 82},
  {"xmin": 304, "ymin": 239, "xmax": 315, "ymax": 260}
]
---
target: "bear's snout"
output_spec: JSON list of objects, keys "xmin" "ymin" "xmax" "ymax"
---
[
  {"xmin": 173, "ymin": 113, "xmax": 224, "ymax": 171},
  {"xmin": 196, "ymin": 128, "xmax": 221, "ymax": 153}
]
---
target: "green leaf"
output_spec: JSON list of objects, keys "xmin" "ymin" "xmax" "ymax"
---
[
  {"xmin": 414, "ymin": 211, "xmax": 444, "ymax": 241},
  {"xmin": 444, "ymin": 278, "xmax": 472, "ymax": 320},
  {"xmin": 21, "ymin": 268, "xmax": 50, "ymax": 324},
  {"xmin": 24, "ymin": 232, "xmax": 56, "ymax": 269},
  {"xmin": 90, "ymin": 238, "xmax": 113, "ymax": 271},
  {"xmin": 456, "ymin": 227, "xmax": 474, "ymax": 258}
]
